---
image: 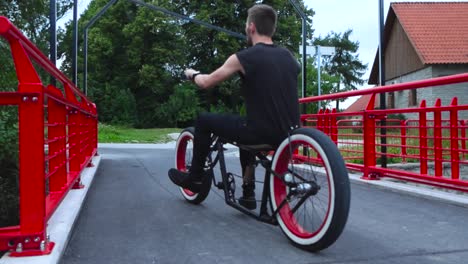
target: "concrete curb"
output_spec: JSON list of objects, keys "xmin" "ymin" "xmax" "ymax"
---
[{"xmin": 0, "ymin": 155, "xmax": 102, "ymax": 264}]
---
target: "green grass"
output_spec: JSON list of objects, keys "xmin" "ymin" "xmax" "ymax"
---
[
  {"xmin": 98, "ymin": 123, "xmax": 180, "ymax": 143},
  {"xmin": 337, "ymin": 127, "xmax": 466, "ymax": 164}
]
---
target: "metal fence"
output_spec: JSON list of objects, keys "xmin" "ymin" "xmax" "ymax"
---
[
  {"xmin": 298, "ymin": 73, "xmax": 468, "ymax": 193},
  {"xmin": 0, "ymin": 17, "xmax": 98, "ymax": 256}
]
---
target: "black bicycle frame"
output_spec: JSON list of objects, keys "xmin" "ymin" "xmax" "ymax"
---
[{"xmin": 205, "ymin": 139, "xmax": 283, "ymax": 225}]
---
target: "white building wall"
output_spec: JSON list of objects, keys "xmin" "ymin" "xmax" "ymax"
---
[
  {"xmin": 386, "ymin": 67, "xmax": 433, "ymax": 120},
  {"xmin": 385, "ymin": 65, "xmax": 468, "ymax": 120}
]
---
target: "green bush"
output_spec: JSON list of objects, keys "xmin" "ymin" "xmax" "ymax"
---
[
  {"xmin": 154, "ymin": 83, "xmax": 201, "ymax": 128},
  {"xmin": 0, "ymin": 108, "xmax": 19, "ymax": 227},
  {"xmin": 387, "ymin": 113, "xmax": 407, "ymax": 121},
  {"xmin": 0, "ymin": 44, "xmax": 19, "ymax": 228},
  {"xmin": 0, "ymin": 156, "xmax": 19, "ymax": 227}
]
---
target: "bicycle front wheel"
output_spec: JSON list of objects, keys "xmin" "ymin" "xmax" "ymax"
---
[
  {"xmin": 175, "ymin": 127, "xmax": 211, "ymax": 204},
  {"xmin": 270, "ymin": 128, "xmax": 350, "ymax": 252}
]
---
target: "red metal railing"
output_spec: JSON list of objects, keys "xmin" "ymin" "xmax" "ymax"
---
[
  {"xmin": 0, "ymin": 17, "xmax": 98, "ymax": 256},
  {"xmin": 298, "ymin": 73, "xmax": 468, "ymax": 192}
]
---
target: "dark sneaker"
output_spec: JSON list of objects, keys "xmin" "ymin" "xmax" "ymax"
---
[
  {"xmin": 168, "ymin": 168, "xmax": 203, "ymax": 193},
  {"xmin": 238, "ymin": 183, "xmax": 256, "ymax": 210}
]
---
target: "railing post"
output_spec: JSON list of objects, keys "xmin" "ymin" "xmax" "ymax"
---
[
  {"xmin": 48, "ymin": 87, "xmax": 67, "ymax": 193},
  {"xmin": 93, "ymin": 103, "xmax": 99, "ymax": 155},
  {"xmin": 461, "ymin": 120, "xmax": 467, "ymax": 160},
  {"xmin": 434, "ymin": 99, "xmax": 443, "ymax": 177},
  {"xmin": 362, "ymin": 112, "xmax": 377, "ymax": 179},
  {"xmin": 324, "ymin": 109, "xmax": 331, "ymax": 136},
  {"xmin": 362, "ymin": 94, "xmax": 377, "ymax": 180},
  {"xmin": 81, "ymin": 101, "xmax": 95, "ymax": 167},
  {"xmin": 419, "ymin": 100, "xmax": 428, "ymax": 175},
  {"xmin": 69, "ymin": 108, "xmax": 85, "ymax": 189},
  {"xmin": 68, "ymin": 108, "xmax": 79, "ymax": 170},
  {"xmin": 331, "ymin": 109, "xmax": 338, "ymax": 144},
  {"xmin": 449, "ymin": 98, "xmax": 460, "ymax": 180},
  {"xmin": 10, "ymin": 39, "xmax": 54, "ymax": 255},
  {"xmin": 79, "ymin": 111, "xmax": 86, "ymax": 165},
  {"xmin": 85, "ymin": 114, "xmax": 94, "ymax": 166},
  {"xmin": 317, "ymin": 109, "xmax": 324, "ymax": 132},
  {"xmin": 401, "ymin": 120, "xmax": 407, "ymax": 162}
]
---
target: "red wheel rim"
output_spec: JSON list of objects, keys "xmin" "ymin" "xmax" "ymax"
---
[
  {"xmin": 176, "ymin": 133, "xmax": 196, "ymax": 196},
  {"xmin": 274, "ymin": 140, "xmax": 332, "ymax": 239}
]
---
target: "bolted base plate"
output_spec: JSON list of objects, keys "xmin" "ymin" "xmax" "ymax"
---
[{"xmin": 9, "ymin": 242, "xmax": 55, "ymax": 257}]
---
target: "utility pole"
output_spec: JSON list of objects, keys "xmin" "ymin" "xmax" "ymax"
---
[
  {"xmin": 379, "ymin": 0, "xmax": 387, "ymax": 168},
  {"xmin": 50, "ymin": 0, "xmax": 57, "ymax": 86},
  {"xmin": 317, "ymin": 45, "xmax": 321, "ymax": 110},
  {"xmin": 288, "ymin": 0, "xmax": 308, "ymax": 113},
  {"xmin": 72, "ymin": 0, "xmax": 78, "ymax": 85}
]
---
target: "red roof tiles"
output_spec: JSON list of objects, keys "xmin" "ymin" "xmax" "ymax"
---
[
  {"xmin": 342, "ymin": 93, "xmax": 380, "ymax": 113},
  {"xmin": 392, "ymin": 2, "xmax": 468, "ymax": 64}
]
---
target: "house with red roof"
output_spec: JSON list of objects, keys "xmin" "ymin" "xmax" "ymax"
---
[
  {"xmin": 347, "ymin": 2, "xmax": 468, "ymax": 118},
  {"xmin": 342, "ymin": 94, "xmax": 380, "ymax": 114}
]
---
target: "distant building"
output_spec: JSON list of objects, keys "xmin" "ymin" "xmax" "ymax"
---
[{"xmin": 348, "ymin": 2, "xmax": 468, "ymax": 119}]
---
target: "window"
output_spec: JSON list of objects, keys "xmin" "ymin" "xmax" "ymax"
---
[
  {"xmin": 408, "ymin": 89, "xmax": 417, "ymax": 106},
  {"xmin": 388, "ymin": 92, "xmax": 395, "ymax": 109}
]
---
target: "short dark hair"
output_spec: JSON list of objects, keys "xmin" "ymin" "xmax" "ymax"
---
[{"xmin": 247, "ymin": 4, "xmax": 277, "ymax": 37}]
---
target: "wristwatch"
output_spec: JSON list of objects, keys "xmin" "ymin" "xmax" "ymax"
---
[{"xmin": 191, "ymin": 71, "xmax": 201, "ymax": 81}]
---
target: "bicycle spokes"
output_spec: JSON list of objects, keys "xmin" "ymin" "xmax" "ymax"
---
[{"xmin": 272, "ymin": 137, "xmax": 333, "ymax": 240}]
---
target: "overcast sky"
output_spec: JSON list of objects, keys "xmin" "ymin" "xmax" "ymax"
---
[{"xmin": 304, "ymin": 0, "xmax": 467, "ymax": 85}]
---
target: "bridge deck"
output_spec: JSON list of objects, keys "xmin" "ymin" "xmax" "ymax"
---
[{"xmin": 62, "ymin": 147, "xmax": 468, "ymax": 264}]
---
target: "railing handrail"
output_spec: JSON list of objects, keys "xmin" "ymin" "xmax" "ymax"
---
[
  {"xmin": 0, "ymin": 16, "xmax": 89, "ymax": 104},
  {"xmin": 299, "ymin": 72, "xmax": 468, "ymax": 103}
]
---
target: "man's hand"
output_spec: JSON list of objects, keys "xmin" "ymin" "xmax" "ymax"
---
[
  {"xmin": 184, "ymin": 54, "xmax": 244, "ymax": 89},
  {"xmin": 184, "ymin": 68, "xmax": 200, "ymax": 81}
]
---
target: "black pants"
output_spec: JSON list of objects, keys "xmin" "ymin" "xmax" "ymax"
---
[{"xmin": 190, "ymin": 113, "xmax": 279, "ymax": 176}]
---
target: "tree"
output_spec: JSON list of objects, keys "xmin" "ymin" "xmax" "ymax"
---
[
  {"xmin": 155, "ymin": 83, "xmax": 201, "ymax": 128},
  {"xmin": 59, "ymin": 0, "xmax": 314, "ymax": 127},
  {"xmin": 60, "ymin": 0, "xmax": 188, "ymax": 127},
  {"xmin": 302, "ymin": 57, "xmax": 339, "ymax": 114},
  {"xmin": 179, "ymin": 0, "xmax": 314, "ymax": 111},
  {"xmin": 0, "ymin": 1, "xmax": 73, "ymax": 54},
  {"xmin": 314, "ymin": 29, "xmax": 367, "ymax": 110}
]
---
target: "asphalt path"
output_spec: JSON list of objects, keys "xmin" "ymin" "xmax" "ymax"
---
[{"xmin": 61, "ymin": 147, "xmax": 468, "ymax": 264}]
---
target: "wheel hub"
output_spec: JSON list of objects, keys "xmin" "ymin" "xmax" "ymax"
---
[{"xmin": 291, "ymin": 181, "xmax": 320, "ymax": 196}]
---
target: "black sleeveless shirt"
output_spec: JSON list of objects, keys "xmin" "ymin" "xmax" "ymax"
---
[{"xmin": 236, "ymin": 43, "xmax": 300, "ymax": 143}]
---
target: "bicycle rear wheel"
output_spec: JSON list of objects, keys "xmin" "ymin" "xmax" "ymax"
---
[
  {"xmin": 270, "ymin": 128, "xmax": 350, "ymax": 251},
  {"xmin": 175, "ymin": 127, "xmax": 211, "ymax": 204}
]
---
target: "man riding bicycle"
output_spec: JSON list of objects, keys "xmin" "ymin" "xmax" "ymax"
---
[{"xmin": 168, "ymin": 4, "xmax": 300, "ymax": 210}]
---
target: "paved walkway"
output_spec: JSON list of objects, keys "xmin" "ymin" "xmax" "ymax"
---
[{"xmin": 61, "ymin": 146, "xmax": 468, "ymax": 264}]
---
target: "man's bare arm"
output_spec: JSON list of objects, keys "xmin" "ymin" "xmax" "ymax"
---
[{"xmin": 186, "ymin": 54, "xmax": 245, "ymax": 90}]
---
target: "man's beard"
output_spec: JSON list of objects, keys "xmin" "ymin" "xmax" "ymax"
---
[{"xmin": 246, "ymin": 34, "xmax": 253, "ymax": 47}]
